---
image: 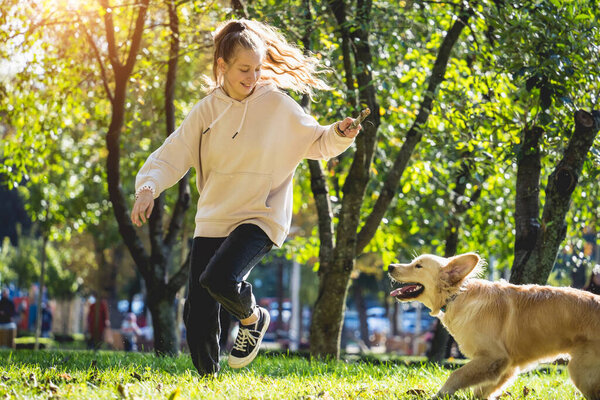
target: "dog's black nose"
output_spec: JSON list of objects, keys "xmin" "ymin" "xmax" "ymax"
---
[{"xmin": 387, "ymin": 264, "xmax": 394, "ymax": 272}]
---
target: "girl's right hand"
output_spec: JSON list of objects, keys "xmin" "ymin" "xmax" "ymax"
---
[{"xmin": 131, "ymin": 190, "xmax": 154, "ymax": 227}]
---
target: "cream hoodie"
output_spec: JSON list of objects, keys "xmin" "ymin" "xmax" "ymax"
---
[{"xmin": 135, "ymin": 83, "xmax": 354, "ymax": 247}]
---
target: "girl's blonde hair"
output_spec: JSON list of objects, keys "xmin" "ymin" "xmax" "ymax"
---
[{"xmin": 210, "ymin": 19, "xmax": 331, "ymax": 97}]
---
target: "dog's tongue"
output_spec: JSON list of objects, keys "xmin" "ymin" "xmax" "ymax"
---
[{"xmin": 390, "ymin": 285, "xmax": 419, "ymax": 297}]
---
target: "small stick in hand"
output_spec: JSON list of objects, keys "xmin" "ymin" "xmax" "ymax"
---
[{"xmin": 349, "ymin": 108, "xmax": 371, "ymax": 130}]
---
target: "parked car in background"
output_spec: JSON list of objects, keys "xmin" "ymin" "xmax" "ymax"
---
[
  {"xmin": 400, "ymin": 310, "xmax": 435, "ymax": 334},
  {"xmin": 342, "ymin": 306, "xmax": 390, "ymax": 348},
  {"xmin": 343, "ymin": 303, "xmax": 436, "ymax": 343},
  {"xmin": 258, "ymin": 298, "xmax": 291, "ymax": 343}
]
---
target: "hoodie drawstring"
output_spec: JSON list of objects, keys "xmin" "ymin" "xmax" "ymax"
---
[
  {"xmin": 202, "ymin": 100, "xmax": 249, "ymax": 140},
  {"xmin": 232, "ymin": 101, "xmax": 249, "ymax": 139},
  {"xmin": 202, "ymin": 102, "xmax": 233, "ymax": 135}
]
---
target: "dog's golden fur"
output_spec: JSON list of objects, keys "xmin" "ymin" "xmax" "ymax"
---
[{"xmin": 388, "ymin": 253, "xmax": 600, "ymax": 400}]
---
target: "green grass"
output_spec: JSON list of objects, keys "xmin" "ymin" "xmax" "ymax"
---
[{"xmin": 0, "ymin": 350, "xmax": 584, "ymax": 399}]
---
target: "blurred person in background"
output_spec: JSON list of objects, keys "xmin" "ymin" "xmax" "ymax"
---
[
  {"xmin": 0, "ymin": 288, "xmax": 17, "ymax": 348},
  {"xmin": 121, "ymin": 312, "xmax": 142, "ymax": 352},
  {"xmin": 87, "ymin": 294, "xmax": 110, "ymax": 350},
  {"xmin": 0, "ymin": 288, "xmax": 16, "ymax": 325},
  {"xmin": 41, "ymin": 303, "xmax": 53, "ymax": 338},
  {"xmin": 584, "ymin": 265, "xmax": 600, "ymax": 296}
]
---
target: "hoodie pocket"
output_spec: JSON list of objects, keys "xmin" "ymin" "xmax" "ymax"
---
[{"xmin": 196, "ymin": 171, "xmax": 272, "ymax": 221}]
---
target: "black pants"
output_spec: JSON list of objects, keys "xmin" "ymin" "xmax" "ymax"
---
[{"xmin": 183, "ymin": 224, "xmax": 273, "ymax": 376}]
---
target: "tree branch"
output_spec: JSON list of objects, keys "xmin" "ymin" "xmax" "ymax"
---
[
  {"xmin": 104, "ymin": 0, "xmax": 151, "ymax": 278},
  {"xmin": 123, "ymin": 0, "xmax": 149, "ymax": 74},
  {"xmin": 167, "ymin": 248, "xmax": 191, "ymax": 296},
  {"xmin": 98, "ymin": 0, "xmax": 121, "ymax": 71},
  {"xmin": 164, "ymin": 0, "xmax": 191, "ymax": 249},
  {"xmin": 356, "ymin": 7, "xmax": 472, "ymax": 254},
  {"xmin": 231, "ymin": 0, "xmax": 249, "ymax": 19},
  {"xmin": 326, "ymin": 0, "xmax": 366, "ymax": 267},
  {"xmin": 327, "ymin": 0, "xmax": 357, "ymax": 108},
  {"xmin": 300, "ymin": 0, "xmax": 335, "ymax": 271},
  {"xmin": 81, "ymin": 24, "xmax": 114, "ymax": 103},
  {"xmin": 513, "ymin": 110, "xmax": 600, "ymax": 284}
]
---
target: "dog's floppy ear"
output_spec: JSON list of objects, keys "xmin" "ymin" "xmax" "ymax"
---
[{"xmin": 441, "ymin": 253, "xmax": 480, "ymax": 286}]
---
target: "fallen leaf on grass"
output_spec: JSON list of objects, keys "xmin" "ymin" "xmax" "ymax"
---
[
  {"xmin": 523, "ymin": 386, "xmax": 535, "ymax": 397},
  {"xmin": 168, "ymin": 387, "xmax": 181, "ymax": 400},
  {"xmin": 117, "ymin": 383, "xmax": 129, "ymax": 398},
  {"xmin": 58, "ymin": 373, "xmax": 72, "ymax": 382},
  {"xmin": 405, "ymin": 388, "xmax": 427, "ymax": 397},
  {"xmin": 28, "ymin": 373, "xmax": 37, "ymax": 387},
  {"xmin": 87, "ymin": 368, "xmax": 99, "ymax": 383},
  {"xmin": 317, "ymin": 391, "xmax": 333, "ymax": 400},
  {"xmin": 48, "ymin": 381, "xmax": 59, "ymax": 393},
  {"xmin": 130, "ymin": 372, "xmax": 142, "ymax": 381}
]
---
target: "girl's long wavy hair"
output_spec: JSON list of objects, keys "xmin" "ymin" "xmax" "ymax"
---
[{"xmin": 209, "ymin": 19, "xmax": 331, "ymax": 97}]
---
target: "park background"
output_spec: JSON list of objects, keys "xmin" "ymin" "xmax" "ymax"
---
[{"xmin": 1, "ymin": 0, "xmax": 599, "ymax": 377}]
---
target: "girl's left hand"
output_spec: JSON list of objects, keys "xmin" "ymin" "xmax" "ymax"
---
[{"xmin": 338, "ymin": 117, "xmax": 362, "ymax": 138}]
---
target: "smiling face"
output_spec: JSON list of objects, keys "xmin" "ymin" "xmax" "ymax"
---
[
  {"xmin": 218, "ymin": 47, "xmax": 264, "ymax": 101},
  {"xmin": 388, "ymin": 253, "xmax": 481, "ymax": 312},
  {"xmin": 388, "ymin": 255, "xmax": 446, "ymax": 305}
]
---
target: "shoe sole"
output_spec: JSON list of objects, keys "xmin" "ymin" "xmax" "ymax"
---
[{"xmin": 227, "ymin": 310, "xmax": 270, "ymax": 369}]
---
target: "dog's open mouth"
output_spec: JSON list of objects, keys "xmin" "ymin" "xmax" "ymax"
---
[{"xmin": 390, "ymin": 283, "xmax": 424, "ymax": 300}]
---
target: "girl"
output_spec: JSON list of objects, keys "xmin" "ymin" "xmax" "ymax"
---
[{"xmin": 131, "ymin": 19, "xmax": 362, "ymax": 377}]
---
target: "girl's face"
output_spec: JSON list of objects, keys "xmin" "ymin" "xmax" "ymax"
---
[{"xmin": 218, "ymin": 47, "xmax": 264, "ymax": 101}]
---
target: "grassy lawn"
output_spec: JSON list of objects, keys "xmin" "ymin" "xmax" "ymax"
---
[{"xmin": 0, "ymin": 350, "xmax": 583, "ymax": 399}]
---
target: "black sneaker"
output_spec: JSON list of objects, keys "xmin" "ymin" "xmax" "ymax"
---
[{"xmin": 228, "ymin": 307, "xmax": 270, "ymax": 369}]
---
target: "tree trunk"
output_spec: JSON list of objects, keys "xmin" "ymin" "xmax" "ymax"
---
[
  {"xmin": 510, "ymin": 127, "xmax": 543, "ymax": 281},
  {"xmin": 106, "ymin": 245, "xmax": 124, "ymax": 329},
  {"xmin": 100, "ymin": 0, "xmax": 191, "ymax": 355},
  {"xmin": 289, "ymin": 260, "xmax": 301, "ymax": 351},
  {"xmin": 147, "ymin": 295, "xmax": 178, "ymax": 355},
  {"xmin": 427, "ymin": 322, "xmax": 450, "ymax": 361},
  {"xmin": 571, "ymin": 261, "xmax": 588, "ymax": 289},
  {"xmin": 353, "ymin": 279, "xmax": 370, "ymax": 349},
  {"xmin": 309, "ymin": 265, "xmax": 351, "ymax": 357},
  {"xmin": 510, "ymin": 110, "xmax": 600, "ymax": 284},
  {"xmin": 34, "ymin": 234, "xmax": 47, "ymax": 351},
  {"xmin": 276, "ymin": 260, "xmax": 285, "ymax": 341},
  {"xmin": 391, "ymin": 301, "xmax": 398, "ymax": 336},
  {"xmin": 309, "ymin": 2, "xmax": 471, "ymax": 359}
]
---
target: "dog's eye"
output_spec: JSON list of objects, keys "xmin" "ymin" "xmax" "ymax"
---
[{"xmin": 415, "ymin": 264, "xmax": 423, "ymax": 269}]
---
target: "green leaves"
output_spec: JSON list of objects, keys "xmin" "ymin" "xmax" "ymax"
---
[{"xmin": 0, "ymin": 235, "xmax": 81, "ymax": 299}]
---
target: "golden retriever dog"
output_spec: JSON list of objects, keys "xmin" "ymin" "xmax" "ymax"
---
[{"xmin": 388, "ymin": 252, "xmax": 600, "ymax": 400}]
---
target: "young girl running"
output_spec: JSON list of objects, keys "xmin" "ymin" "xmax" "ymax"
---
[{"xmin": 130, "ymin": 19, "xmax": 362, "ymax": 377}]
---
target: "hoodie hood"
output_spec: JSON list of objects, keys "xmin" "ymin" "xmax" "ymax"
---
[
  {"xmin": 203, "ymin": 82, "xmax": 278, "ymax": 138},
  {"xmin": 213, "ymin": 81, "xmax": 277, "ymax": 103}
]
